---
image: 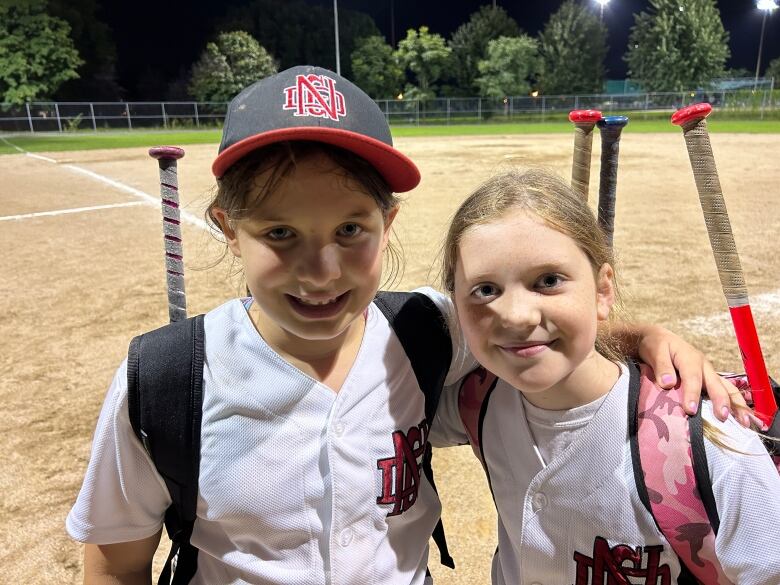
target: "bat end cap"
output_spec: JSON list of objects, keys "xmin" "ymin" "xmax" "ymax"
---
[
  {"xmin": 597, "ymin": 115, "xmax": 629, "ymax": 128},
  {"xmin": 671, "ymin": 103, "xmax": 712, "ymax": 126},
  {"xmin": 568, "ymin": 109, "xmax": 603, "ymax": 124},
  {"xmin": 149, "ymin": 146, "xmax": 185, "ymax": 160}
]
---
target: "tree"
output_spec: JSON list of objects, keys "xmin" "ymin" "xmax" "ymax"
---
[
  {"xmin": 396, "ymin": 26, "xmax": 452, "ymax": 101},
  {"xmin": 766, "ymin": 57, "xmax": 780, "ymax": 84},
  {"xmin": 538, "ymin": 0, "xmax": 607, "ymax": 95},
  {"xmin": 351, "ymin": 36, "xmax": 403, "ymax": 99},
  {"xmin": 0, "ymin": 0, "xmax": 83, "ymax": 105},
  {"xmin": 449, "ymin": 6, "xmax": 522, "ymax": 95},
  {"xmin": 624, "ymin": 0, "xmax": 729, "ymax": 92},
  {"xmin": 189, "ymin": 31, "xmax": 277, "ymax": 103},
  {"xmin": 476, "ymin": 35, "xmax": 540, "ymax": 98},
  {"xmin": 217, "ymin": 0, "xmax": 380, "ymax": 80},
  {"xmin": 48, "ymin": 0, "xmax": 121, "ymax": 100}
]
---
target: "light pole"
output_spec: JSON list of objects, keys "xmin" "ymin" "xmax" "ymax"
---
[
  {"xmin": 595, "ymin": 0, "xmax": 610, "ymax": 21},
  {"xmin": 755, "ymin": 0, "xmax": 778, "ymax": 91},
  {"xmin": 334, "ymin": 0, "xmax": 341, "ymax": 76}
]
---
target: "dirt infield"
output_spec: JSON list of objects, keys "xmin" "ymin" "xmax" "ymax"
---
[{"xmin": 1, "ymin": 131, "xmax": 778, "ymax": 584}]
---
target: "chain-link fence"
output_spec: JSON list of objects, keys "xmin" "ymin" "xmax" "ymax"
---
[{"xmin": 1, "ymin": 85, "xmax": 777, "ymax": 133}]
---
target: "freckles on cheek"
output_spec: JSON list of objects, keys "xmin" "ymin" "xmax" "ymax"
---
[{"xmin": 458, "ymin": 305, "xmax": 491, "ymax": 347}]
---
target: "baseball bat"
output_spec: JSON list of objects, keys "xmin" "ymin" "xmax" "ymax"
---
[
  {"xmin": 596, "ymin": 115, "xmax": 629, "ymax": 248},
  {"xmin": 149, "ymin": 146, "xmax": 187, "ymax": 323},
  {"xmin": 672, "ymin": 103, "xmax": 778, "ymax": 427},
  {"xmin": 568, "ymin": 109, "xmax": 603, "ymax": 201}
]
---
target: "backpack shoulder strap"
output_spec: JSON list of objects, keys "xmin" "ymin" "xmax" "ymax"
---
[
  {"xmin": 457, "ymin": 367, "xmax": 499, "ymax": 506},
  {"xmin": 373, "ymin": 290, "xmax": 454, "ymax": 569},
  {"xmin": 127, "ymin": 314, "xmax": 205, "ymax": 585},
  {"xmin": 628, "ymin": 361, "xmax": 733, "ymax": 585},
  {"xmin": 457, "ymin": 367, "xmax": 499, "ymax": 469},
  {"xmin": 374, "ymin": 291, "xmax": 452, "ymax": 422}
]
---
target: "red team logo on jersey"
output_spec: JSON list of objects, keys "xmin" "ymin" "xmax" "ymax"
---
[
  {"xmin": 283, "ymin": 74, "xmax": 346, "ymax": 121},
  {"xmin": 573, "ymin": 537, "xmax": 671, "ymax": 585},
  {"xmin": 376, "ymin": 420, "xmax": 429, "ymax": 516}
]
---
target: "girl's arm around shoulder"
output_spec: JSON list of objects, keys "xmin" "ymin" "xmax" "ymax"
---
[
  {"xmin": 702, "ymin": 403, "xmax": 780, "ymax": 583},
  {"xmin": 84, "ymin": 530, "xmax": 161, "ymax": 585}
]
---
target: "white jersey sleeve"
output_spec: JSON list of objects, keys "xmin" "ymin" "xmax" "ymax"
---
[
  {"xmin": 702, "ymin": 402, "xmax": 780, "ymax": 583},
  {"xmin": 413, "ymin": 286, "xmax": 477, "ymax": 385},
  {"xmin": 66, "ymin": 359, "xmax": 171, "ymax": 544},
  {"xmin": 428, "ymin": 378, "xmax": 470, "ymax": 448}
]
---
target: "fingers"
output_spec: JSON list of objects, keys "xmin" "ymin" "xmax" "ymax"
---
[
  {"xmin": 675, "ymin": 353, "xmax": 705, "ymax": 416},
  {"xmin": 645, "ymin": 341, "xmax": 681, "ymax": 390}
]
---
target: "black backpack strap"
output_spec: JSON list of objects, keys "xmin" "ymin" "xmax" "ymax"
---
[
  {"xmin": 373, "ymin": 291, "xmax": 455, "ymax": 569},
  {"xmin": 127, "ymin": 314, "xmax": 205, "ymax": 585}
]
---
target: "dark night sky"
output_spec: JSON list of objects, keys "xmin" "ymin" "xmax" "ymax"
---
[{"xmin": 99, "ymin": 0, "xmax": 780, "ymax": 98}]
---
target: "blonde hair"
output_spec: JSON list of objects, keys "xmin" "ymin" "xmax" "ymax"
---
[
  {"xmin": 441, "ymin": 168, "xmax": 763, "ymax": 450},
  {"xmin": 441, "ymin": 167, "xmax": 624, "ymax": 362}
]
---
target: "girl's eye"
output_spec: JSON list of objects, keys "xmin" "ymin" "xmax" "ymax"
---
[
  {"xmin": 536, "ymin": 273, "xmax": 564, "ymax": 289},
  {"xmin": 471, "ymin": 283, "xmax": 499, "ymax": 299},
  {"xmin": 337, "ymin": 223, "xmax": 363, "ymax": 238},
  {"xmin": 266, "ymin": 227, "xmax": 294, "ymax": 241}
]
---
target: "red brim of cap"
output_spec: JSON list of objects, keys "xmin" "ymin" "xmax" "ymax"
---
[{"xmin": 212, "ymin": 127, "xmax": 421, "ymax": 193}]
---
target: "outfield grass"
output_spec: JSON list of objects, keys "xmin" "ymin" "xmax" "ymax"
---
[{"xmin": 2, "ymin": 117, "xmax": 780, "ymax": 155}]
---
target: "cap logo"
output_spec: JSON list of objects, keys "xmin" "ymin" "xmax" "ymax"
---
[{"xmin": 283, "ymin": 74, "xmax": 347, "ymax": 122}]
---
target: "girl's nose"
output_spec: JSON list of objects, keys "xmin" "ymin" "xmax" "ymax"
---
[
  {"xmin": 498, "ymin": 292, "xmax": 541, "ymax": 330},
  {"xmin": 297, "ymin": 243, "xmax": 342, "ymax": 286}
]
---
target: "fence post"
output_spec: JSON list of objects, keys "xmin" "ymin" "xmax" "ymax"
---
[
  {"xmin": 54, "ymin": 103, "xmax": 63, "ymax": 132},
  {"xmin": 416, "ymin": 99, "xmax": 420, "ymax": 126},
  {"xmin": 574, "ymin": 95, "xmax": 579, "ymax": 110},
  {"xmin": 194, "ymin": 102, "xmax": 200, "ymax": 127},
  {"xmin": 541, "ymin": 96, "xmax": 546, "ymax": 122},
  {"xmin": 125, "ymin": 102, "xmax": 132, "ymax": 130},
  {"xmin": 26, "ymin": 102, "xmax": 34, "ymax": 133},
  {"xmin": 446, "ymin": 98, "xmax": 450, "ymax": 125},
  {"xmin": 477, "ymin": 98, "xmax": 481, "ymax": 123},
  {"xmin": 89, "ymin": 103, "xmax": 97, "ymax": 131},
  {"xmin": 509, "ymin": 96, "xmax": 514, "ymax": 120},
  {"xmin": 161, "ymin": 103, "xmax": 167, "ymax": 128}
]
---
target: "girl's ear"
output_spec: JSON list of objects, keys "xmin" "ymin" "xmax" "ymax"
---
[
  {"xmin": 595, "ymin": 263, "xmax": 615, "ymax": 321},
  {"xmin": 382, "ymin": 205, "xmax": 400, "ymax": 247},
  {"xmin": 211, "ymin": 208, "xmax": 242, "ymax": 258}
]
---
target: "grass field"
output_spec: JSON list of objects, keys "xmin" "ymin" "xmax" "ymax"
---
[{"xmin": 3, "ymin": 116, "xmax": 779, "ymax": 155}]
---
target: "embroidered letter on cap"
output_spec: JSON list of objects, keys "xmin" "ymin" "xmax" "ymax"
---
[{"xmin": 283, "ymin": 74, "xmax": 347, "ymax": 121}]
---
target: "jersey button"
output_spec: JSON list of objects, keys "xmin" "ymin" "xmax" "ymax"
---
[
  {"xmin": 531, "ymin": 492, "xmax": 548, "ymax": 512},
  {"xmin": 339, "ymin": 528, "xmax": 353, "ymax": 546},
  {"xmin": 333, "ymin": 422, "xmax": 345, "ymax": 437}
]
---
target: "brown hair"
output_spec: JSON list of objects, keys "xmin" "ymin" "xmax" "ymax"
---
[
  {"xmin": 441, "ymin": 167, "xmax": 625, "ymax": 362},
  {"xmin": 207, "ymin": 141, "xmax": 404, "ymax": 286}
]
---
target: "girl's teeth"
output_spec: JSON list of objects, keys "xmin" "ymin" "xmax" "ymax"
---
[{"xmin": 298, "ymin": 296, "xmax": 337, "ymax": 305}]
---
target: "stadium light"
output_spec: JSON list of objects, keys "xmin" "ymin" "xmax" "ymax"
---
[
  {"xmin": 594, "ymin": 0, "xmax": 610, "ymax": 21},
  {"xmin": 755, "ymin": 0, "xmax": 778, "ymax": 91},
  {"xmin": 334, "ymin": 0, "xmax": 341, "ymax": 76}
]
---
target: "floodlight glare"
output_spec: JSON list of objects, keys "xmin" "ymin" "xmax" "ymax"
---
[
  {"xmin": 757, "ymin": 0, "xmax": 778, "ymax": 11},
  {"xmin": 595, "ymin": 0, "xmax": 609, "ymax": 6}
]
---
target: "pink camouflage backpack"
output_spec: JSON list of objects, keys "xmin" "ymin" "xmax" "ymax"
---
[{"xmin": 457, "ymin": 361, "xmax": 780, "ymax": 585}]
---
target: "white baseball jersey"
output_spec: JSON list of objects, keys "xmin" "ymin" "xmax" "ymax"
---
[
  {"xmin": 67, "ymin": 288, "xmax": 476, "ymax": 585},
  {"xmin": 431, "ymin": 364, "xmax": 780, "ymax": 585}
]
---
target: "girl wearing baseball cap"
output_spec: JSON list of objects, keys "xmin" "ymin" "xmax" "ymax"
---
[{"xmin": 67, "ymin": 66, "xmax": 743, "ymax": 585}]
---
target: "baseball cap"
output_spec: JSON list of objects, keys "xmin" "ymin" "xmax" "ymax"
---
[{"xmin": 212, "ymin": 65, "xmax": 420, "ymax": 192}]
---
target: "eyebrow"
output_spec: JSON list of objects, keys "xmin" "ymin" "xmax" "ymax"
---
[{"xmin": 252, "ymin": 208, "xmax": 376, "ymax": 223}]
